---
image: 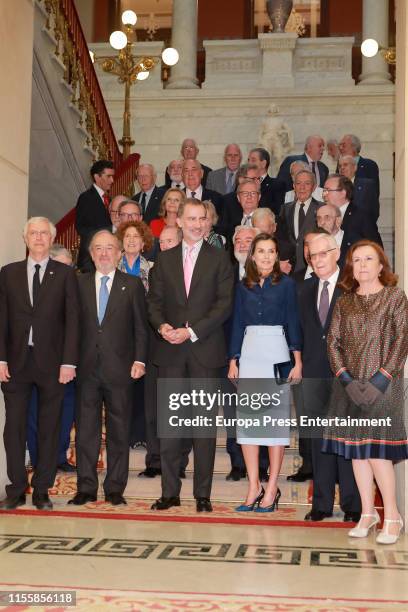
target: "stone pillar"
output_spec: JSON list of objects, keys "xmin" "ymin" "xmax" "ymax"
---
[
  {"xmin": 359, "ymin": 0, "xmax": 392, "ymax": 85},
  {"xmin": 394, "ymin": 0, "xmax": 408, "ymax": 531},
  {"xmin": 166, "ymin": 0, "xmax": 199, "ymax": 89},
  {"xmin": 258, "ymin": 33, "xmax": 297, "ymax": 89},
  {"xmin": 0, "ymin": 0, "xmax": 34, "ymax": 494}
]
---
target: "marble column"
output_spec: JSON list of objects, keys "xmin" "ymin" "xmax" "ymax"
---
[
  {"xmin": 0, "ymin": 0, "xmax": 34, "ymax": 494},
  {"xmin": 359, "ymin": 0, "xmax": 392, "ymax": 85},
  {"xmin": 166, "ymin": 0, "xmax": 199, "ymax": 89},
  {"xmin": 394, "ymin": 0, "xmax": 408, "ymax": 531}
]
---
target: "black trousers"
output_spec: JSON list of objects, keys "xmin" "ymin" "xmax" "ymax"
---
[
  {"xmin": 144, "ymin": 362, "xmax": 191, "ymax": 471},
  {"xmin": 302, "ymin": 377, "xmax": 360, "ymax": 514},
  {"xmin": 2, "ymin": 350, "xmax": 64, "ymax": 497},
  {"xmin": 158, "ymin": 352, "xmax": 218, "ymax": 499},
  {"xmin": 75, "ymin": 362, "xmax": 133, "ymax": 496}
]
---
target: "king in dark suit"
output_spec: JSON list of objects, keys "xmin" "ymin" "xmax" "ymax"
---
[
  {"xmin": 0, "ymin": 217, "xmax": 79, "ymax": 511},
  {"xmin": 69, "ymin": 230, "xmax": 148, "ymax": 506},
  {"xmin": 75, "ymin": 160, "xmax": 114, "ymax": 272},
  {"xmin": 147, "ymin": 198, "xmax": 234, "ymax": 512},
  {"xmin": 299, "ymin": 233, "xmax": 361, "ymax": 522}
]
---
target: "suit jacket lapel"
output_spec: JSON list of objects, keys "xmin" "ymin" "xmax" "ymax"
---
[
  {"xmin": 18, "ymin": 261, "xmax": 31, "ymax": 310},
  {"xmin": 33, "ymin": 259, "xmax": 55, "ymax": 310},
  {"xmin": 102, "ymin": 271, "xmax": 123, "ymax": 323},
  {"xmin": 172, "ymin": 244, "xmax": 187, "ymax": 303},
  {"xmin": 85, "ymin": 273, "xmax": 99, "ymax": 325},
  {"xmin": 188, "ymin": 242, "xmax": 210, "ymax": 298}
]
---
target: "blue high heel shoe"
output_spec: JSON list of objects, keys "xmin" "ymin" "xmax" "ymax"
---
[
  {"xmin": 235, "ymin": 487, "xmax": 265, "ymax": 512},
  {"xmin": 254, "ymin": 487, "xmax": 281, "ymax": 513}
]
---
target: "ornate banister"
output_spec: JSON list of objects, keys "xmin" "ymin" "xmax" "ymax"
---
[{"xmin": 56, "ymin": 153, "xmax": 140, "ymax": 252}]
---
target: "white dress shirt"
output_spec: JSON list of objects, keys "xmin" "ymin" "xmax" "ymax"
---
[
  {"xmin": 95, "ymin": 269, "xmax": 115, "ymax": 318},
  {"xmin": 334, "ymin": 229, "xmax": 344, "ymax": 247},
  {"xmin": 186, "ymin": 185, "xmax": 203, "ymax": 200},
  {"xmin": 294, "ymin": 196, "xmax": 312, "ymax": 239},
  {"xmin": 339, "ymin": 201, "xmax": 350, "ymax": 219},
  {"xmin": 182, "ymin": 239, "xmax": 203, "ymax": 342},
  {"xmin": 317, "ymin": 268, "xmax": 340, "ymax": 309},
  {"xmin": 94, "ymin": 183, "xmax": 106, "ymax": 204}
]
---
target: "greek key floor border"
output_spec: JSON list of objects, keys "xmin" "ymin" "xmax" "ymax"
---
[{"xmin": 0, "ymin": 534, "xmax": 407, "ymax": 569}]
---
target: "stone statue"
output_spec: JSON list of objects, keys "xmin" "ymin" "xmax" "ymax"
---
[{"xmin": 258, "ymin": 104, "xmax": 294, "ymax": 175}]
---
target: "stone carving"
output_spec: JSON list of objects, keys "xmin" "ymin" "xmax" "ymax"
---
[
  {"xmin": 295, "ymin": 56, "xmax": 346, "ymax": 72},
  {"xmin": 258, "ymin": 103, "xmax": 294, "ymax": 175}
]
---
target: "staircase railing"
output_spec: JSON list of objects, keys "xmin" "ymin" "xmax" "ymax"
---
[{"xmin": 38, "ymin": 0, "xmax": 140, "ymax": 250}]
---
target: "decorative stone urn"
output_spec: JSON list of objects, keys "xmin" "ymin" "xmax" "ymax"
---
[{"xmin": 266, "ymin": 0, "xmax": 294, "ymax": 33}]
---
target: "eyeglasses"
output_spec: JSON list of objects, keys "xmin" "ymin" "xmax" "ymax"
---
[
  {"xmin": 309, "ymin": 248, "xmax": 337, "ymax": 261},
  {"xmin": 322, "ymin": 188, "xmax": 342, "ymax": 193},
  {"xmin": 239, "ymin": 191, "xmax": 259, "ymax": 198},
  {"xmin": 28, "ymin": 230, "xmax": 51, "ymax": 238}
]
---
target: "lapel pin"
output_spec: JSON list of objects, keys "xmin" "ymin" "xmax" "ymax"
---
[
  {"xmin": 122, "ymin": 286, "xmax": 126, "ymax": 291},
  {"xmin": 49, "ymin": 271, "xmax": 54, "ymax": 275}
]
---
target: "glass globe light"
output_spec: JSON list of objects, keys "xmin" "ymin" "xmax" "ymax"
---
[
  {"xmin": 361, "ymin": 38, "xmax": 379, "ymax": 58},
  {"xmin": 122, "ymin": 10, "xmax": 137, "ymax": 26},
  {"xmin": 137, "ymin": 71, "xmax": 150, "ymax": 81},
  {"xmin": 162, "ymin": 47, "xmax": 179, "ymax": 67},
  {"xmin": 109, "ymin": 30, "xmax": 127, "ymax": 50}
]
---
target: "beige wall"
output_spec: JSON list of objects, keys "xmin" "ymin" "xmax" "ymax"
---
[{"xmin": 0, "ymin": 0, "xmax": 34, "ymax": 493}]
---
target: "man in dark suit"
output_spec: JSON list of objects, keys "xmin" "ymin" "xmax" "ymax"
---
[
  {"xmin": 132, "ymin": 163, "xmax": 165, "ymax": 225},
  {"xmin": 182, "ymin": 159, "xmax": 223, "ymax": 217},
  {"xmin": 338, "ymin": 134, "xmax": 380, "ymax": 196},
  {"xmin": 277, "ymin": 135, "xmax": 329, "ymax": 191},
  {"xmin": 68, "ymin": 230, "xmax": 147, "ymax": 506},
  {"xmin": 165, "ymin": 139, "xmax": 212, "ymax": 188},
  {"xmin": 299, "ymin": 233, "xmax": 361, "ymax": 522},
  {"xmin": 247, "ymin": 147, "xmax": 286, "ymax": 215},
  {"xmin": 75, "ymin": 160, "xmax": 114, "ymax": 272},
  {"xmin": 322, "ymin": 174, "xmax": 382, "ymax": 267},
  {"xmin": 278, "ymin": 169, "xmax": 322, "ymax": 272},
  {"xmin": 0, "ymin": 217, "xmax": 79, "ymax": 511},
  {"xmin": 338, "ymin": 155, "xmax": 380, "ymax": 220},
  {"xmin": 148, "ymin": 198, "xmax": 234, "ymax": 512},
  {"xmin": 207, "ymin": 143, "xmax": 242, "ymax": 195},
  {"xmin": 161, "ymin": 159, "xmax": 184, "ymax": 191}
]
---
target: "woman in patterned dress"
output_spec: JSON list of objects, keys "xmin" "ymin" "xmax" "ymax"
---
[
  {"xmin": 116, "ymin": 221, "xmax": 154, "ymax": 292},
  {"xmin": 323, "ymin": 240, "xmax": 408, "ymax": 544}
]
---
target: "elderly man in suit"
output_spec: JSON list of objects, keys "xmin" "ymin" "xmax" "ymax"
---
[
  {"xmin": 165, "ymin": 139, "xmax": 212, "ymax": 188},
  {"xmin": 0, "ymin": 217, "xmax": 79, "ymax": 511},
  {"xmin": 322, "ymin": 174, "xmax": 382, "ymax": 267},
  {"xmin": 277, "ymin": 135, "xmax": 329, "ymax": 191},
  {"xmin": 132, "ymin": 163, "xmax": 165, "ymax": 225},
  {"xmin": 148, "ymin": 198, "xmax": 234, "ymax": 512},
  {"xmin": 278, "ymin": 169, "xmax": 322, "ymax": 272},
  {"xmin": 182, "ymin": 159, "xmax": 222, "ymax": 216},
  {"xmin": 207, "ymin": 144, "xmax": 242, "ymax": 195},
  {"xmin": 69, "ymin": 230, "xmax": 147, "ymax": 506},
  {"xmin": 338, "ymin": 155, "xmax": 380, "ymax": 221},
  {"xmin": 338, "ymin": 134, "xmax": 380, "ymax": 196},
  {"xmin": 75, "ymin": 160, "xmax": 114, "ymax": 272},
  {"xmin": 299, "ymin": 233, "xmax": 361, "ymax": 522}
]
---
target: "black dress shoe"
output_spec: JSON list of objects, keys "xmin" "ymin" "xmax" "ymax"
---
[
  {"xmin": 0, "ymin": 494, "xmax": 26, "ymax": 510},
  {"xmin": 57, "ymin": 461, "xmax": 76, "ymax": 473},
  {"xmin": 138, "ymin": 467, "xmax": 161, "ymax": 478},
  {"xmin": 343, "ymin": 511, "xmax": 361, "ymax": 523},
  {"xmin": 105, "ymin": 492, "xmax": 127, "ymax": 505},
  {"xmin": 259, "ymin": 468, "xmax": 269, "ymax": 483},
  {"xmin": 179, "ymin": 469, "xmax": 186, "ymax": 479},
  {"xmin": 151, "ymin": 496, "xmax": 180, "ymax": 510},
  {"xmin": 287, "ymin": 470, "xmax": 313, "ymax": 482},
  {"xmin": 226, "ymin": 467, "xmax": 246, "ymax": 481},
  {"xmin": 304, "ymin": 509, "xmax": 332, "ymax": 521},
  {"xmin": 32, "ymin": 493, "xmax": 53, "ymax": 510},
  {"xmin": 196, "ymin": 497, "xmax": 213, "ymax": 512},
  {"xmin": 68, "ymin": 492, "xmax": 97, "ymax": 505}
]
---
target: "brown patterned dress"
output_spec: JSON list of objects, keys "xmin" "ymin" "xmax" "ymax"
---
[{"xmin": 323, "ymin": 286, "xmax": 408, "ymax": 460}]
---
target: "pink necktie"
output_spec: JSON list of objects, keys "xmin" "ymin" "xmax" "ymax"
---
[{"xmin": 184, "ymin": 246, "xmax": 194, "ymax": 296}]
